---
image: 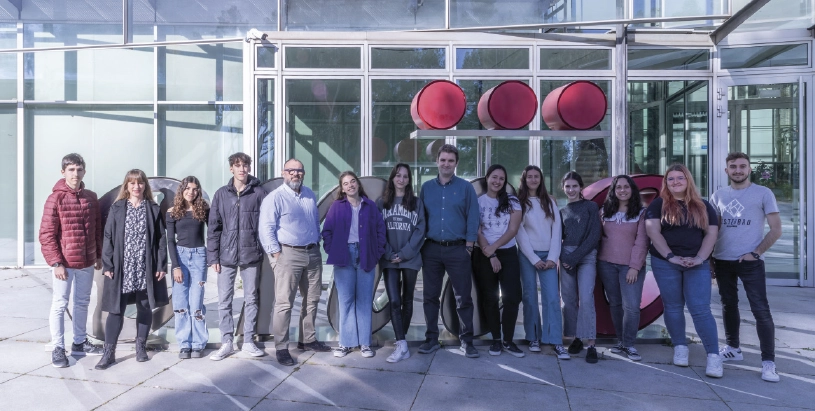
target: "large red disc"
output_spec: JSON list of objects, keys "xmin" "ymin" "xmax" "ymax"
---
[
  {"xmin": 541, "ymin": 81, "xmax": 607, "ymax": 130},
  {"xmin": 477, "ymin": 80, "xmax": 538, "ymax": 130},
  {"xmin": 410, "ymin": 80, "xmax": 466, "ymax": 130}
]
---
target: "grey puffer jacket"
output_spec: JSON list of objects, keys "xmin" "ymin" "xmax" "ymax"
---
[{"xmin": 206, "ymin": 175, "xmax": 268, "ymax": 266}]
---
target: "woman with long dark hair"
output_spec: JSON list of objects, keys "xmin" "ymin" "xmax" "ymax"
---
[
  {"xmin": 322, "ymin": 171, "xmax": 386, "ymax": 358},
  {"xmin": 597, "ymin": 175, "xmax": 649, "ymax": 361},
  {"xmin": 516, "ymin": 166, "xmax": 568, "ymax": 358},
  {"xmin": 377, "ymin": 163, "xmax": 425, "ymax": 363},
  {"xmin": 474, "ymin": 164, "xmax": 525, "ymax": 357},
  {"xmin": 96, "ymin": 169, "xmax": 168, "ymax": 370},
  {"xmin": 645, "ymin": 164, "xmax": 721, "ymax": 377},
  {"xmin": 560, "ymin": 171, "xmax": 602, "ymax": 363},
  {"xmin": 167, "ymin": 176, "xmax": 210, "ymax": 359}
]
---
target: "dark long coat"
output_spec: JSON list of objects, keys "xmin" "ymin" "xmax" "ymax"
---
[{"xmin": 101, "ymin": 198, "xmax": 169, "ymax": 314}]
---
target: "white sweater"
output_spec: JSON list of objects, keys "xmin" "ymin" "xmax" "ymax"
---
[{"xmin": 516, "ymin": 198, "xmax": 562, "ymax": 265}]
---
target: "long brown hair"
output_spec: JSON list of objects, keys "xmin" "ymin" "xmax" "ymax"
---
[
  {"xmin": 517, "ymin": 165, "xmax": 554, "ymax": 219},
  {"xmin": 660, "ymin": 164, "xmax": 708, "ymax": 229},
  {"xmin": 382, "ymin": 163, "xmax": 417, "ymax": 212},
  {"xmin": 115, "ymin": 169, "xmax": 154, "ymax": 202},
  {"xmin": 335, "ymin": 171, "xmax": 369, "ymax": 200},
  {"xmin": 170, "ymin": 176, "xmax": 209, "ymax": 222}
]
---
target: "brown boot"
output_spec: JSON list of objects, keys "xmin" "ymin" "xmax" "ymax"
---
[
  {"xmin": 94, "ymin": 344, "xmax": 116, "ymax": 370},
  {"xmin": 135, "ymin": 338, "xmax": 149, "ymax": 362}
]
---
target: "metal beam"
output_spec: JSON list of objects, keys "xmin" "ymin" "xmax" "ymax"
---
[
  {"xmin": 612, "ymin": 24, "xmax": 628, "ymax": 177},
  {"xmin": 414, "ymin": 14, "xmax": 730, "ymax": 32},
  {"xmin": 709, "ymin": 0, "xmax": 772, "ymax": 45}
]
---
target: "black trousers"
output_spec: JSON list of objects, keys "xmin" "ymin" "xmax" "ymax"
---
[
  {"xmin": 713, "ymin": 258, "xmax": 775, "ymax": 361},
  {"xmin": 473, "ymin": 246, "xmax": 522, "ymax": 342},
  {"xmin": 105, "ymin": 290, "xmax": 152, "ymax": 345},
  {"xmin": 383, "ymin": 268, "xmax": 419, "ymax": 341},
  {"xmin": 421, "ymin": 242, "xmax": 474, "ymax": 343}
]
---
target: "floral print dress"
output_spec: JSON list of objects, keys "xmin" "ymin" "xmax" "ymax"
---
[{"xmin": 122, "ymin": 200, "xmax": 148, "ymax": 294}]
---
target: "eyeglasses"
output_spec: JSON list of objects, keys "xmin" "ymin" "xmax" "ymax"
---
[
  {"xmin": 666, "ymin": 175, "xmax": 687, "ymax": 182},
  {"xmin": 284, "ymin": 168, "xmax": 305, "ymax": 174}
]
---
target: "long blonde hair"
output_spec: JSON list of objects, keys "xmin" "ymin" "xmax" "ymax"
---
[
  {"xmin": 660, "ymin": 164, "xmax": 708, "ymax": 229},
  {"xmin": 115, "ymin": 169, "xmax": 154, "ymax": 202}
]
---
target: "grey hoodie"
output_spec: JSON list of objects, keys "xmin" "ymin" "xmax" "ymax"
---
[{"xmin": 376, "ymin": 196, "xmax": 426, "ymax": 270}]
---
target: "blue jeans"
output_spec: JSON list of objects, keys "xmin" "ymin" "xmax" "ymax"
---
[
  {"xmin": 651, "ymin": 256, "xmax": 718, "ymax": 354},
  {"xmin": 172, "ymin": 246, "xmax": 209, "ymax": 350},
  {"xmin": 597, "ymin": 261, "xmax": 645, "ymax": 347},
  {"xmin": 333, "ymin": 243, "xmax": 375, "ymax": 347},
  {"xmin": 519, "ymin": 250, "xmax": 562, "ymax": 345},
  {"xmin": 561, "ymin": 246, "xmax": 597, "ymax": 340}
]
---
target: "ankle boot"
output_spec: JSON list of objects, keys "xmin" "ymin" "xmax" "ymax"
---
[
  {"xmin": 95, "ymin": 344, "xmax": 116, "ymax": 370},
  {"xmin": 135, "ymin": 338, "xmax": 149, "ymax": 362}
]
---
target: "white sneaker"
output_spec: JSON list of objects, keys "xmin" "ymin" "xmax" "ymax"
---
[
  {"xmin": 761, "ymin": 361, "xmax": 780, "ymax": 382},
  {"xmin": 673, "ymin": 345, "xmax": 689, "ymax": 367},
  {"xmin": 333, "ymin": 346, "xmax": 352, "ymax": 358},
  {"xmin": 209, "ymin": 341, "xmax": 234, "ymax": 361},
  {"xmin": 242, "ymin": 342, "xmax": 265, "ymax": 357},
  {"xmin": 386, "ymin": 341, "xmax": 410, "ymax": 363},
  {"xmin": 706, "ymin": 353, "xmax": 723, "ymax": 378},
  {"xmin": 719, "ymin": 345, "xmax": 743, "ymax": 362},
  {"xmin": 360, "ymin": 345, "xmax": 375, "ymax": 358}
]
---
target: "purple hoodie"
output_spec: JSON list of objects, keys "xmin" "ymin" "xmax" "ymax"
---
[{"xmin": 321, "ymin": 197, "xmax": 386, "ymax": 272}]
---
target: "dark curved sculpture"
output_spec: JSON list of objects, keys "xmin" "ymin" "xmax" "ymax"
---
[{"xmin": 583, "ymin": 174, "xmax": 664, "ymax": 336}]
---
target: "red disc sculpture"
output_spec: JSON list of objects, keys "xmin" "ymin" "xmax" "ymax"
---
[
  {"xmin": 410, "ymin": 80, "xmax": 466, "ymax": 130},
  {"xmin": 541, "ymin": 80, "xmax": 607, "ymax": 130},
  {"xmin": 477, "ymin": 80, "xmax": 538, "ymax": 130},
  {"xmin": 583, "ymin": 174, "xmax": 664, "ymax": 335}
]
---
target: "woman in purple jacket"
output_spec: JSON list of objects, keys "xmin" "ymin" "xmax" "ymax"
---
[{"xmin": 322, "ymin": 171, "xmax": 387, "ymax": 358}]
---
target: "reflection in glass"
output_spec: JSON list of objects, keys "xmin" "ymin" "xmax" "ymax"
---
[
  {"xmin": 159, "ymin": 42, "xmax": 243, "ymax": 101},
  {"xmin": 0, "ymin": 106, "xmax": 16, "ymax": 265},
  {"xmin": 727, "ymin": 83, "xmax": 800, "ymax": 279},
  {"xmin": 285, "ymin": 47, "xmax": 361, "ymax": 69},
  {"xmin": 153, "ymin": 0, "xmax": 278, "ymax": 33},
  {"xmin": 257, "ymin": 79, "xmax": 275, "ymax": 181},
  {"xmin": 286, "ymin": 79, "xmax": 361, "ymax": 199},
  {"xmin": 257, "ymin": 46, "xmax": 277, "ymax": 68},
  {"xmin": 733, "ymin": 0, "xmax": 813, "ymax": 32},
  {"xmin": 371, "ymin": 48, "xmax": 446, "ymax": 69},
  {"xmin": 628, "ymin": 80, "xmax": 709, "ymax": 196},
  {"xmin": 628, "ymin": 49, "xmax": 710, "ymax": 70},
  {"xmin": 158, "ymin": 105, "xmax": 243, "ymax": 198},
  {"xmin": 0, "ymin": 24, "xmax": 16, "ymax": 100},
  {"xmin": 540, "ymin": 48, "xmax": 611, "ymax": 70},
  {"xmin": 283, "ymin": 0, "xmax": 444, "ymax": 31},
  {"xmin": 24, "ymin": 105, "xmax": 154, "ymax": 265},
  {"xmin": 456, "ymin": 48, "xmax": 529, "ymax": 70},
  {"xmin": 450, "ymin": 0, "xmax": 621, "ymax": 28},
  {"xmin": 721, "ymin": 44, "xmax": 807, "ymax": 69}
]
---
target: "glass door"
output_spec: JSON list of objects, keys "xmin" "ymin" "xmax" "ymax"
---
[{"xmin": 716, "ymin": 78, "xmax": 806, "ymax": 284}]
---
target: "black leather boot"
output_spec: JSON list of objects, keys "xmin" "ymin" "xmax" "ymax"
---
[
  {"xmin": 94, "ymin": 344, "xmax": 116, "ymax": 370},
  {"xmin": 135, "ymin": 338, "xmax": 149, "ymax": 362}
]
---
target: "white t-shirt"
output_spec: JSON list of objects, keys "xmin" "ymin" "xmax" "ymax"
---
[{"xmin": 478, "ymin": 194, "xmax": 521, "ymax": 249}]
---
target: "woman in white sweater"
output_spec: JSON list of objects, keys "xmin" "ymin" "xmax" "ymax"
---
[{"xmin": 515, "ymin": 166, "xmax": 568, "ymax": 359}]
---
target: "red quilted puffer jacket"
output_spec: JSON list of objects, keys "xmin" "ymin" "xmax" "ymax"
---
[{"xmin": 39, "ymin": 179, "xmax": 102, "ymax": 269}]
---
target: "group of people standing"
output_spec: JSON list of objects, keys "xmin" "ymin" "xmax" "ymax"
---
[{"xmin": 41, "ymin": 148, "xmax": 782, "ymax": 383}]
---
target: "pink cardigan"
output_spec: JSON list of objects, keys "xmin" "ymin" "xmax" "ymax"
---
[{"xmin": 597, "ymin": 209, "xmax": 649, "ymax": 271}]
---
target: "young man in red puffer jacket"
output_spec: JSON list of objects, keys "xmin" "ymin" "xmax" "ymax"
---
[{"xmin": 39, "ymin": 153, "xmax": 103, "ymax": 368}]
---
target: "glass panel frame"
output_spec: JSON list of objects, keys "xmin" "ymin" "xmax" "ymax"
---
[
  {"xmin": 628, "ymin": 48, "xmax": 711, "ymax": 71},
  {"xmin": 284, "ymin": 46, "xmax": 363, "ymax": 70},
  {"xmin": 370, "ymin": 47, "xmax": 447, "ymax": 71},
  {"xmin": 454, "ymin": 47, "xmax": 531, "ymax": 71},
  {"xmin": 720, "ymin": 43, "xmax": 809, "ymax": 70},
  {"xmin": 539, "ymin": 48, "xmax": 612, "ymax": 71}
]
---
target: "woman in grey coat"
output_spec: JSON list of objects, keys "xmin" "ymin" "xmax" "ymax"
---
[{"xmin": 96, "ymin": 169, "xmax": 168, "ymax": 370}]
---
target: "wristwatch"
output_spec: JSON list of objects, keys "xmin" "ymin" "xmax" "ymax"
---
[
  {"xmin": 665, "ymin": 253, "xmax": 675, "ymax": 260},
  {"xmin": 750, "ymin": 252, "xmax": 761, "ymax": 260},
  {"xmin": 51, "ymin": 262, "xmax": 61, "ymax": 268}
]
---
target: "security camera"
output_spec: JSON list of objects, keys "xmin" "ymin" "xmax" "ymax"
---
[{"xmin": 245, "ymin": 29, "xmax": 268, "ymax": 42}]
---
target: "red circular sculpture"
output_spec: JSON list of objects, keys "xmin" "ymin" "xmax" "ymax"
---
[
  {"xmin": 477, "ymin": 80, "xmax": 538, "ymax": 130},
  {"xmin": 410, "ymin": 80, "xmax": 466, "ymax": 130},
  {"xmin": 541, "ymin": 80, "xmax": 607, "ymax": 130},
  {"xmin": 583, "ymin": 174, "xmax": 664, "ymax": 335}
]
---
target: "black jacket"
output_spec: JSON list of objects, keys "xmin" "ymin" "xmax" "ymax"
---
[
  {"xmin": 101, "ymin": 199, "xmax": 169, "ymax": 314},
  {"xmin": 206, "ymin": 175, "xmax": 268, "ymax": 266}
]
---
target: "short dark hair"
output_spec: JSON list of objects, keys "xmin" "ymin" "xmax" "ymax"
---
[
  {"xmin": 726, "ymin": 152, "xmax": 750, "ymax": 164},
  {"xmin": 61, "ymin": 153, "xmax": 85, "ymax": 170},
  {"xmin": 228, "ymin": 152, "xmax": 252, "ymax": 167},
  {"xmin": 436, "ymin": 144, "xmax": 459, "ymax": 162}
]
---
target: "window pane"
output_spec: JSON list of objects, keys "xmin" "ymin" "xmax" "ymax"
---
[
  {"xmin": 456, "ymin": 48, "xmax": 529, "ymax": 70},
  {"xmin": 0, "ymin": 24, "xmax": 15, "ymax": 100},
  {"xmin": 0, "ymin": 105, "xmax": 16, "ymax": 265},
  {"xmin": 159, "ymin": 42, "xmax": 243, "ymax": 101},
  {"xmin": 257, "ymin": 46, "xmax": 277, "ymax": 68},
  {"xmin": 450, "ymin": 0, "xmax": 622, "ymax": 28},
  {"xmin": 24, "ymin": 23, "xmax": 153, "ymax": 49},
  {"xmin": 21, "ymin": 0, "xmax": 122, "ymax": 23},
  {"xmin": 285, "ymin": 47, "xmax": 361, "ymax": 69},
  {"xmin": 286, "ymin": 79, "xmax": 361, "ymax": 199},
  {"xmin": 284, "ymin": 0, "xmax": 445, "ymax": 31},
  {"xmin": 721, "ymin": 44, "xmax": 808, "ymax": 69},
  {"xmin": 371, "ymin": 48, "xmax": 446, "ymax": 70},
  {"xmin": 154, "ymin": 0, "xmax": 278, "ymax": 33},
  {"xmin": 24, "ymin": 105, "xmax": 154, "ymax": 265},
  {"xmin": 158, "ymin": 105, "xmax": 243, "ymax": 198},
  {"xmin": 628, "ymin": 49, "xmax": 710, "ymax": 70},
  {"xmin": 540, "ymin": 48, "xmax": 611, "ymax": 70},
  {"xmin": 257, "ymin": 79, "xmax": 275, "ymax": 182}
]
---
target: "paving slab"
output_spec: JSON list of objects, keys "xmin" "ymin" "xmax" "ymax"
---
[
  {"xmin": 624, "ymin": 343, "xmax": 713, "ymax": 367},
  {"xmin": 0, "ymin": 317, "xmax": 48, "ymax": 341},
  {"xmin": 96, "ymin": 385, "xmax": 261, "ymax": 411},
  {"xmin": 426, "ymin": 346, "xmax": 564, "ymax": 387},
  {"xmin": 305, "ymin": 346, "xmax": 433, "ymax": 374},
  {"xmin": 0, "ymin": 375, "xmax": 131, "ymax": 411},
  {"xmin": 565, "ymin": 387, "xmax": 732, "ymax": 410},
  {"xmin": 727, "ymin": 402, "xmax": 812, "ymax": 411},
  {"xmin": 253, "ymin": 398, "xmax": 371, "ymax": 411},
  {"xmin": 0, "ymin": 284, "xmax": 52, "ymax": 319},
  {"xmin": 141, "ymin": 356, "xmax": 293, "ymax": 398},
  {"xmin": 0, "ymin": 340, "xmax": 53, "ymax": 373},
  {"xmin": 10, "ymin": 320, "xmax": 56, "ymax": 344},
  {"xmin": 0, "ymin": 275, "xmax": 47, "ymax": 290},
  {"xmin": 727, "ymin": 346, "xmax": 815, "ymax": 377},
  {"xmin": 411, "ymin": 374, "xmax": 569, "ymax": 411},
  {"xmin": 0, "ymin": 372, "xmax": 20, "ymax": 384},
  {"xmin": 0, "ymin": 269, "xmax": 26, "ymax": 281},
  {"xmin": 691, "ymin": 365, "xmax": 815, "ymax": 409},
  {"xmin": 268, "ymin": 363, "xmax": 424, "ymax": 411},
  {"xmin": 30, "ymin": 350, "xmax": 180, "ymax": 386}
]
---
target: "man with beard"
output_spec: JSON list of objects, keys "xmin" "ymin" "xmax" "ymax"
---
[
  {"xmin": 259, "ymin": 158, "xmax": 329, "ymax": 366},
  {"xmin": 710, "ymin": 152, "xmax": 782, "ymax": 382}
]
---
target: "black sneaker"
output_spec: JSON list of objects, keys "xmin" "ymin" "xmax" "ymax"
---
[
  {"xmin": 488, "ymin": 341, "xmax": 502, "ymax": 356},
  {"xmin": 568, "ymin": 338, "xmax": 583, "ymax": 354},
  {"xmin": 460, "ymin": 342, "xmax": 480, "ymax": 358},
  {"xmin": 301, "ymin": 341, "xmax": 332, "ymax": 352},
  {"xmin": 586, "ymin": 346, "xmax": 598, "ymax": 364},
  {"xmin": 276, "ymin": 349, "xmax": 295, "ymax": 366},
  {"xmin": 179, "ymin": 348, "xmax": 192, "ymax": 359},
  {"xmin": 51, "ymin": 347, "xmax": 69, "ymax": 368},
  {"xmin": 71, "ymin": 339, "xmax": 103, "ymax": 356},
  {"xmin": 418, "ymin": 339, "xmax": 441, "ymax": 354},
  {"xmin": 502, "ymin": 341, "xmax": 526, "ymax": 358}
]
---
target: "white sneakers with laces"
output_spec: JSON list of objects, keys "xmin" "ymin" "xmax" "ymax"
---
[
  {"xmin": 762, "ymin": 361, "xmax": 780, "ymax": 382},
  {"xmin": 386, "ymin": 340, "xmax": 410, "ymax": 363},
  {"xmin": 673, "ymin": 345, "xmax": 689, "ymax": 367},
  {"xmin": 719, "ymin": 345, "xmax": 743, "ymax": 362},
  {"xmin": 706, "ymin": 353, "xmax": 723, "ymax": 378}
]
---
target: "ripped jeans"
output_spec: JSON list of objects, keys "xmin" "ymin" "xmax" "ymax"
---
[{"xmin": 173, "ymin": 246, "xmax": 209, "ymax": 350}]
